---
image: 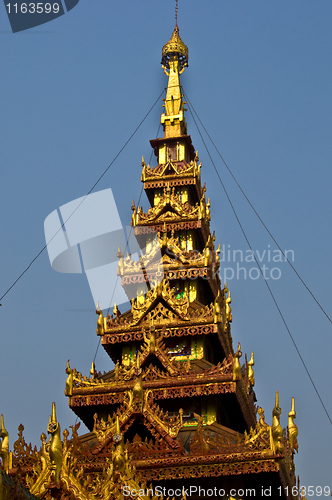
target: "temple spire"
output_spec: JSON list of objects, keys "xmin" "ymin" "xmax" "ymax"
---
[{"xmin": 161, "ymin": 22, "xmax": 188, "ymax": 138}]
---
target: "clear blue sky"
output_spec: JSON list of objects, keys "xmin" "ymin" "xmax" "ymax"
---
[{"xmin": 1, "ymin": 0, "xmax": 332, "ymax": 491}]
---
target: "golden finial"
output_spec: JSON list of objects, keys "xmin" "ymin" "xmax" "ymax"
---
[
  {"xmin": 216, "ymin": 243, "xmax": 221, "ymax": 264},
  {"xmin": 204, "ymin": 236, "xmax": 211, "ymax": 266},
  {"xmin": 222, "ymin": 283, "xmax": 232, "ymax": 332},
  {"xmin": 47, "ymin": 402, "xmax": 62, "ymax": 485},
  {"xmin": 96, "ymin": 303, "xmax": 104, "ymax": 335},
  {"xmin": 248, "ymin": 352, "xmax": 255, "ymax": 388},
  {"xmin": 272, "ymin": 391, "xmax": 284, "ymax": 454},
  {"xmin": 213, "ymin": 290, "xmax": 221, "ymax": 324},
  {"xmin": 131, "ymin": 200, "xmax": 137, "ymax": 227},
  {"xmin": 288, "ymin": 397, "xmax": 298, "ymax": 453},
  {"xmin": 51, "ymin": 402, "xmax": 56, "ymax": 423},
  {"xmin": 132, "ymin": 354, "xmax": 143, "ymax": 411},
  {"xmin": 117, "ymin": 246, "xmax": 124, "ymax": 276},
  {"xmin": 175, "ymin": 0, "xmax": 178, "ymax": 27},
  {"xmin": 161, "ymin": 23, "xmax": 188, "ymax": 74},
  {"xmin": 233, "ymin": 343, "xmax": 242, "ymax": 380},
  {"xmin": 115, "ymin": 415, "xmax": 121, "ymax": 436},
  {"xmin": 90, "ymin": 361, "xmax": 96, "ymax": 379},
  {"xmin": 112, "ymin": 416, "xmax": 125, "ymax": 480},
  {"xmin": 257, "ymin": 407, "xmax": 268, "ymax": 430},
  {"xmin": 65, "ymin": 359, "xmax": 73, "ymax": 397},
  {"xmin": 0, "ymin": 414, "xmax": 10, "ymax": 471}
]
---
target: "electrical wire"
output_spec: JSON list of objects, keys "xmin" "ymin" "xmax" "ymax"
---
[
  {"xmin": 0, "ymin": 89, "xmax": 165, "ymax": 304},
  {"xmin": 184, "ymin": 91, "xmax": 332, "ymax": 426}
]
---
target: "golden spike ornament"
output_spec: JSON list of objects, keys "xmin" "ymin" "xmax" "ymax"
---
[
  {"xmin": 131, "ymin": 200, "xmax": 137, "ymax": 226},
  {"xmin": 213, "ymin": 290, "xmax": 222, "ymax": 324},
  {"xmin": 47, "ymin": 402, "xmax": 62, "ymax": 485},
  {"xmin": 272, "ymin": 391, "xmax": 284, "ymax": 454},
  {"xmin": 117, "ymin": 246, "xmax": 124, "ymax": 275},
  {"xmin": 222, "ymin": 282, "xmax": 232, "ymax": 332},
  {"xmin": 90, "ymin": 361, "xmax": 97, "ymax": 379},
  {"xmin": 132, "ymin": 354, "xmax": 144, "ymax": 411},
  {"xmin": 248, "ymin": 352, "xmax": 255, "ymax": 389},
  {"xmin": 233, "ymin": 342, "xmax": 242, "ymax": 380},
  {"xmin": 206, "ymin": 197, "xmax": 211, "ymax": 221},
  {"xmin": 0, "ymin": 414, "xmax": 11, "ymax": 472},
  {"xmin": 113, "ymin": 302, "xmax": 121, "ymax": 318},
  {"xmin": 141, "ymin": 155, "xmax": 146, "ymax": 182},
  {"xmin": 112, "ymin": 416, "xmax": 126, "ymax": 482},
  {"xmin": 65, "ymin": 359, "xmax": 73, "ymax": 397},
  {"xmin": 96, "ymin": 302, "xmax": 104, "ymax": 335},
  {"xmin": 40, "ymin": 432, "xmax": 50, "ymax": 472},
  {"xmin": 204, "ymin": 235, "xmax": 211, "ymax": 267},
  {"xmin": 215, "ymin": 243, "xmax": 221, "ymax": 268},
  {"xmin": 288, "ymin": 397, "xmax": 298, "ymax": 453},
  {"xmin": 233, "ymin": 343, "xmax": 242, "ymax": 380}
]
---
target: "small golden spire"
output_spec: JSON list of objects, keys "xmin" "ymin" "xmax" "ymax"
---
[
  {"xmin": 117, "ymin": 246, "xmax": 124, "ymax": 276},
  {"xmin": 51, "ymin": 401, "xmax": 56, "ymax": 423},
  {"xmin": 213, "ymin": 290, "xmax": 221, "ymax": 324},
  {"xmin": 96, "ymin": 303, "xmax": 104, "ymax": 335},
  {"xmin": 47, "ymin": 403, "xmax": 62, "ymax": 485},
  {"xmin": 0, "ymin": 414, "xmax": 10, "ymax": 471},
  {"xmin": 233, "ymin": 343, "xmax": 242, "ymax": 380},
  {"xmin": 272, "ymin": 391, "xmax": 284, "ymax": 454},
  {"xmin": 115, "ymin": 415, "xmax": 121, "ymax": 436},
  {"xmin": 288, "ymin": 397, "xmax": 298, "ymax": 453},
  {"xmin": 65, "ymin": 359, "xmax": 73, "ymax": 397},
  {"xmin": 248, "ymin": 351, "xmax": 255, "ymax": 388}
]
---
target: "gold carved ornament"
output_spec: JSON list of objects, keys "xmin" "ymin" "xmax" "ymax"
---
[
  {"xmin": 271, "ymin": 391, "xmax": 284, "ymax": 455},
  {"xmin": 132, "ymin": 186, "xmax": 202, "ymax": 227},
  {"xmin": 288, "ymin": 397, "xmax": 298, "ymax": 454},
  {"xmin": 0, "ymin": 415, "xmax": 12, "ymax": 473},
  {"xmin": 92, "ymin": 378, "xmax": 184, "ymax": 452}
]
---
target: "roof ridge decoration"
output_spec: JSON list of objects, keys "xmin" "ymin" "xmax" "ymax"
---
[
  {"xmin": 74, "ymin": 358, "xmax": 195, "ymax": 389},
  {"xmin": 92, "ymin": 390, "xmax": 183, "ymax": 453},
  {"xmin": 131, "ymin": 188, "xmax": 209, "ymax": 228},
  {"xmin": 9, "ymin": 404, "xmax": 186, "ymax": 500},
  {"xmin": 118, "ymin": 233, "xmax": 218, "ymax": 278},
  {"xmin": 131, "ymin": 278, "xmax": 190, "ymax": 324},
  {"xmin": 67, "ymin": 341, "xmax": 238, "ymax": 393},
  {"xmin": 141, "ymin": 153, "xmax": 201, "ymax": 181},
  {"xmin": 4, "ymin": 396, "xmax": 298, "ymax": 497}
]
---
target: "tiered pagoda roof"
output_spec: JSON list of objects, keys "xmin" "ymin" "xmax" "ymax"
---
[{"xmin": 0, "ymin": 22, "xmax": 301, "ymax": 500}]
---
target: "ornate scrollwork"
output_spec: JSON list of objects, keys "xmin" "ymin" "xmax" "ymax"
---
[{"xmin": 12, "ymin": 424, "xmax": 38, "ymax": 469}]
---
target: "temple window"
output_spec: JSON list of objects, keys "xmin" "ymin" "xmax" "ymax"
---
[{"xmin": 167, "ymin": 142, "xmax": 178, "ymax": 161}]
